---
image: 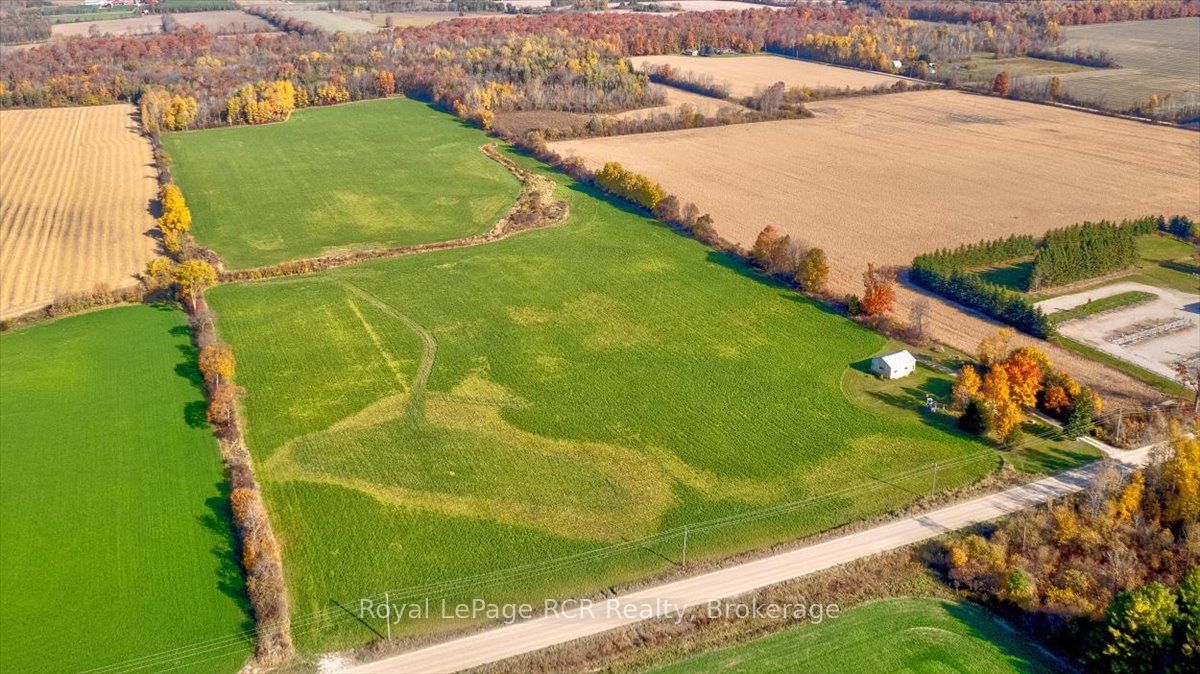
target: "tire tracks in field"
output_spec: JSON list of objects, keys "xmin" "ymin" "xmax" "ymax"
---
[{"xmin": 338, "ymin": 279, "xmax": 436, "ymax": 421}]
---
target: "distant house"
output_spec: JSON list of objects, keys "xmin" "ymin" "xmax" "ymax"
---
[{"xmin": 871, "ymin": 350, "xmax": 916, "ymax": 380}]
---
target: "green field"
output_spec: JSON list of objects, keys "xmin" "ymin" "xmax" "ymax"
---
[
  {"xmin": 163, "ymin": 98, "xmax": 521, "ymax": 269},
  {"xmin": 648, "ymin": 598, "xmax": 1063, "ymax": 673},
  {"xmin": 202, "ymin": 108, "xmax": 1024, "ymax": 650},
  {"xmin": 0, "ymin": 305, "xmax": 250, "ymax": 673}
]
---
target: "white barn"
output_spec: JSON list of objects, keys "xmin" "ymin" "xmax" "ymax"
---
[{"xmin": 871, "ymin": 350, "xmax": 916, "ymax": 380}]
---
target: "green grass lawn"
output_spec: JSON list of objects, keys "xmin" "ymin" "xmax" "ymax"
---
[
  {"xmin": 162, "ymin": 98, "xmax": 521, "ymax": 269},
  {"xmin": 1046, "ymin": 290, "xmax": 1156, "ymax": 325},
  {"xmin": 647, "ymin": 597, "xmax": 1064, "ymax": 673},
  {"xmin": 0, "ymin": 305, "xmax": 251, "ymax": 673},
  {"xmin": 206, "ymin": 125, "xmax": 1009, "ymax": 652}
]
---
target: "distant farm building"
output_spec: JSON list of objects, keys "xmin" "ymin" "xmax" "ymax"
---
[{"xmin": 871, "ymin": 350, "xmax": 916, "ymax": 380}]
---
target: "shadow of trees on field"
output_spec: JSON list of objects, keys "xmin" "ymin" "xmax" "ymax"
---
[{"xmin": 200, "ymin": 480, "xmax": 255, "ymax": 635}]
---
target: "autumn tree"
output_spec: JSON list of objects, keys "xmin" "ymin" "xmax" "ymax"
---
[
  {"xmin": 172, "ymin": 259, "xmax": 216, "ymax": 309},
  {"xmin": 207, "ymin": 383, "xmax": 243, "ymax": 434},
  {"xmin": 1160, "ymin": 430, "xmax": 1200, "ymax": 527},
  {"xmin": 750, "ymin": 225, "xmax": 793, "ymax": 274},
  {"xmin": 992, "ymin": 70, "xmax": 1011, "ymax": 96},
  {"xmin": 796, "ymin": 248, "xmax": 829, "ymax": 294},
  {"xmin": 951, "ymin": 364, "xmax": 982, "ymax": 411},
  {"xmin": 144, "ymin": 256, "xmax": 173, "ymax": 287},
  {"xmin": 1002, "ymin": 351, "xmax": 1043, "ymax": 408},
  {"xmin": 861, "ymin": 263, "xmax": 897, "ymax": 316},
  {"xmin": 1049, "ymin": 75, "xmax": 1063, "ymax": 100},
  {"xmin": 982, "ymin": 366, "xmax": 1023, "ymax": 442},
  {"xmin": 199, "ymin": 342, "xmax": 236, "ymax": 387},
  {"xmin": 977, "ymin": 328, "xmax": 1014, "ymax": 367},
  {"xmin": 908, "ymin": 298, "xmax": 931, "ymax": 342},
  {"xmin": 158, "ymin": 183, "xmax": 191, "ymax": 237}
]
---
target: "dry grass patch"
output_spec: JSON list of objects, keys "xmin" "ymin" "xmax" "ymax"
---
[
  {"xmin": 629, "ymin": 54, "xmax": 906, "ymax": 99},
  {"xmin": 0, "ymin": 104, "xmax": 158, "ymax": 318},
  {"xmin": 551, "ymin": 90, "xmax": 1200, "ymax": 402}
]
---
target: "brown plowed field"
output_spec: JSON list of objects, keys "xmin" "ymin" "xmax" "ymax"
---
[
  {"xmin": 0, "ymin": 105, "xmax": 158, "ymax": 318},
  {"xmin": 551, "ymin": 90, "xmax": 1200, "ymax": 403}
]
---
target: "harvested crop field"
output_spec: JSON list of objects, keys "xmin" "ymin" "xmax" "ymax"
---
[
  {"xmin": 268, "ymin": 8, "xmax": 382, "ymax": 33},
  {"xmin": 552, "ymin": 90, "xmax": 1200, "ymax": 402},
  {"xmin": 50, "ymin": 10, "xmax": 272, "ymax": 37},
  {"xmin": 1057, "ymin": 17, "xmax": 1200, "ymax": 112},
  {"xmin": 612, "ymin": 84, "xmax": 748, "ymax": 120},
  {"xmin": 0, "ymin": 105, "xmax": 158, "ymax": 318},
  {"xmin": 629, "ymin": 54, "xmax": 906, "ymax": 98}
]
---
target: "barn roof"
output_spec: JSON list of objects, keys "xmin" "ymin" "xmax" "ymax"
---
[{"xmin": 876, "ymin": 350, "xmax": 916, "ymax": 368}]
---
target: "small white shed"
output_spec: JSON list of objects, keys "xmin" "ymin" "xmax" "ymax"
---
[{"xmin": 871, "ymin": 350, "xmax": 916, "ymax": 380}]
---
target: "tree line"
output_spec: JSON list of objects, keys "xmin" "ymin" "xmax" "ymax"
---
[
  {"xmin": 910, "ymin": 235, "xmax": 1050, "ymax": 337},
  {"xmin": 1029, "ymin": 219, "xmax": 1146, "ymax": 290}
]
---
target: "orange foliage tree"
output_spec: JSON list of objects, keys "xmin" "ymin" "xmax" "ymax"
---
[{"xmin": 861, "ymin": 263, "xmax": 897, "ymax": 315}]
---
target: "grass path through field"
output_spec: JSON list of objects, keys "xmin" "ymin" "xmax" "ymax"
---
[{"xmin": 340, "ymin": 279, "xmax": 437, "ymax": 418}]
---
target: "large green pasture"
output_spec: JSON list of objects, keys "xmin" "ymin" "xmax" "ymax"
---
[
  {"xmin": 162, "ymin": 97, "xmax": 521, "ymax": 269},
  {"xmin": 0, "ymin": 305, "xmax": 250, "ymax": 672},
  {"xmin": 648, "ymin": 598, "xmax": 1063, "ymax": 673},
  {"xmin": 206, "ymin": 139, "xmax": 1012, "ymax": 651}
]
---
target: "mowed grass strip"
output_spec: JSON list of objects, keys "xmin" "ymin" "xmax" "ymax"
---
[
  {"xmin": 162, "ymin": 97, "xmax": 521, "ymax": 269},
  {"xmin": 0, "ymin": 305, "xmax": 251, "ymax": 673},
  {"xmin": 208, "ymin": 133, "xmax": 997, "ymax": 651},
  {"xmin": 648, "ymin": 598, "xmax": 1062, "ymax": 673}
]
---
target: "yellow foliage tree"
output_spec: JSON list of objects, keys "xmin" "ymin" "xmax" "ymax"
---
[
  {"xmin": 171, "ymin": 259, "xmax": 216, "ymax": 309},
  {"xmin": 952, "ymin": 365, "xmax": 982, "ymax": 411},
  {"xmin": 1162, "ymin": 429, "xmax": 1200, "ymax": 526},
  {"xmin": 158, "ymin": 183, "xmax": 191, "ymax": 238}
]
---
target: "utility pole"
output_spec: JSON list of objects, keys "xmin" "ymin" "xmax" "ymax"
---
[
  {"xmin": 384, "ymin": 592, "xmax": 392, "ymax": 641},
  {"xmin": 681, "ymin": 525, "xmax": 689, "ymax": 566}
]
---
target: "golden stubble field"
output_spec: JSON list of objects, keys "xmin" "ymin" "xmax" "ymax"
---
[
  {"xmin": 629, "ymin": 54, "xmax": 907, "ymax": 98},
  {"xmin": 0, "ymin": 105, "xmax": 159, "ymax": 318},
  {"xmin": 552, "ymin": 90, "xmax": 1200, "ymax": 401},
  {"xmin": 1057, "ymin": 17, "xmax": 1200, "ymax": 112}
]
